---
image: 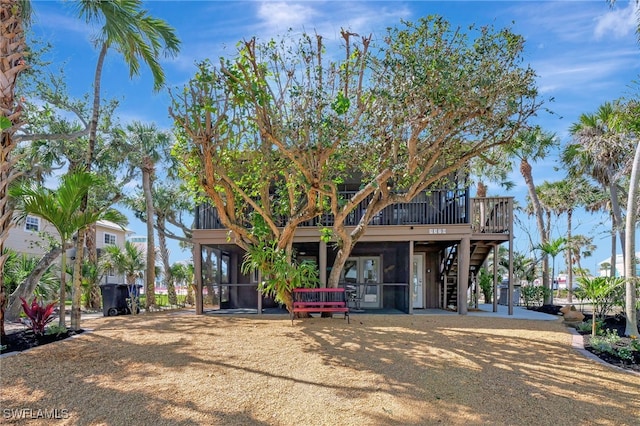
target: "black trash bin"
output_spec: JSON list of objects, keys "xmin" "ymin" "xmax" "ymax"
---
[{"xmin": 100, "ymin": 283, "xmax": 141, "ymax": 316}]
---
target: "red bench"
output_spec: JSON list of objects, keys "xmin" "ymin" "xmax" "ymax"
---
[{"xmin": 291, "ymin": 288, "xmax": 350, "ymax": 325}]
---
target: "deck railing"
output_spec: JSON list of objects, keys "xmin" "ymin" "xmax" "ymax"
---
[
  {"xmin": 195, "ymin": 192, "xmax": 512, "ymax": 234},
  {"xmin": 469, "ymin": 197, "xmax": 512, "ymax": 234}
]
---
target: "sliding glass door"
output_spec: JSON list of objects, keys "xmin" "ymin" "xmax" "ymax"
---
[{"xmin": 341, "ymin": 256, "xmax": 381, "ymax": 309}]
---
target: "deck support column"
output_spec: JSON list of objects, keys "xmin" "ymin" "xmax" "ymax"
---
[
  {"xmin": 319, "ymin": 240, "xmax": 327, "ymax": 288},
  {"xmin": 492, "ymin": 243, "xmax": 499, "ymax": 313},
  {"xmin": 508, "ymin": 197, "xmax": 515, "ymax": 315},
  {"xmin": 458, "ymin": 236, "xmax": 470, "ymax": 315},
  {"xmin": 409, "ymin": 241, "xmax": 414, "ymax": 314},
  {"xmin": 257, "ymin": 270, "xmax": 263, "ymax": 316},
  {"xmin": 194, "ymin": 242, "xmax": 203, "ymax": 315}
]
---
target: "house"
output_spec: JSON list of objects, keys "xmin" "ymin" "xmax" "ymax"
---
[
  {"xmin": 4, "ymin": 215, "xmax": 132, "ymax": 285},
  {"xmin": 598, "ymin": 252, "xmax": 640, "ymax": 278},
  {"xmin": 191, "ymin": 177, "xmax": 516, "ymax": 316}
]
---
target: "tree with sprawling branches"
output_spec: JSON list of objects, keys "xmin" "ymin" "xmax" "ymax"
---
[
  {"xmin": 171, "ymin": 30, "xmax": 373, "ymax": 309},
  {"xmin": 171, "ymin": 18, "xmax": 542, "ymax": 308}
]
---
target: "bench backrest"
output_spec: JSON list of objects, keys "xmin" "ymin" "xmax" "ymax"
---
[{"xmin": 293, "ymin": 288, "xmax": 346, "ymax": 304}]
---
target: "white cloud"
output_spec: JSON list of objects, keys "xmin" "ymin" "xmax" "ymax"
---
[
  {"xmin": 257, "ymin": 2, "xmax": 320, "ymax": 30},
  {"xmin": 594, "ymin": 0, "xmax": 638, "ymax": 39}
]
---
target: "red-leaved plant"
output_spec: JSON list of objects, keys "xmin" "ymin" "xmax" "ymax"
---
[{"xmin": 20, "ymin": 297, "xmax": 56, "ymax": 336}]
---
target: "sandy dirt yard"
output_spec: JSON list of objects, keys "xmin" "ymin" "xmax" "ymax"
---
[{"xmin": 1, "ymin": 312, "xmax": 639, "ymax": 425}]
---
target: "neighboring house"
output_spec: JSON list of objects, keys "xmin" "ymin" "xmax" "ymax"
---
[
  {"xmin": 598, "ymin": 252, "xmax": 640, "ymax": 278},
  {"xmin": 191, "ymin": 178, "xmax": 515, "ymax": 315},
  {"xmin": 4, "ymin": 215, "xmax": 133, "ymax": 285},
  {"xmin": 127, "ymin": 234, "xmax": 163, "ymax": 290}
]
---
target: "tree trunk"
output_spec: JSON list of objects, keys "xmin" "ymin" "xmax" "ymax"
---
[
  {"xmin": 88, "ymin": 43, "xmax": 107, "ymax": 169},
  {"xmin": 58, "ymin": 248, "xmax": 69, "ymax": 329},
  {"xmin": 85, "ymin": 222, "xmax": 101, "ymax": 309},
  {"xmin": 186, "ymin": 283, "xmax": 194, "ymax": 305},
  {"xmin": 476, "ymin": 181, "xmax": 487, "ymax": 198},
  {"xmin": 70, "ymin": 229, "xmax": 87, "ymax": 331},
  {"xmin": 327, "ymin": 241, "xmax": 354, "ymax": 288},
  {"xmin": 520, "ymin": 159, "xmax": 551, "ymax": 303},
  {"xmin": 567, "ymin": 209, "xmax": 573, "ymax": 303},
  {"xmin": 157, "ymin": 218, "xmax": 177, "ymax": 305},
  {"xmin": 142, "ymin": 164, "xmax": 156, "ymax": 309},
  {"xmin": 610, "ymin": 219, "xmax": 617, "ymax": 278},
  {"xmin": 608, "ymin": 178, "xmax": 626, "ymax": 263},
  {"xmin": 5, "ymin": 246, "xmax": 64, "ymax": 321},
  {"xmin": 624, "ymin": 141, "xmax": 640, "ymax": 337},
  {"xmin": 0, "ymin": 0, "xmax": 29, "ymax": 337},
  {"xmin": 0, "ymin": 279, "xmax": 5, "ymax": 337}
]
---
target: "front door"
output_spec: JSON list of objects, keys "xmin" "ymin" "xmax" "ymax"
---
[{"xmin": 412, "ymin": 254, "xmax": 424, "ymax": 309}]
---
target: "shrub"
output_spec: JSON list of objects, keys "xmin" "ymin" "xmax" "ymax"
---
[
  {"xmin": 589, "ymin": 337, "xmax": 614, "ymax": 355},
  {"xmin": 616, "ymin": 346, "xmax": 634, "ymax": 361},
  {"xmin": 20, "ymin": 297, "xmax": 56, "ymax": 336},
  {"xmin": 477, "ymin": 268, "xmax": 494, "ymax": 303},
  {"xmin": 46, "ymin": 324, "xmax": 68, "ymax": 337},
  {"xmin": 574, "ymin": 276, "xmax": 625, "ymax": 320},
  {"xmin": 575, "ymin": 320, "xmax": 604, "ymax": 335},
  {"xmin": 590, "ymin": 329, "xmax": 622, "ymax": 355},
  {"xmin": 521, "ymin": 285, "xmax": 550, "ymax": 308}
]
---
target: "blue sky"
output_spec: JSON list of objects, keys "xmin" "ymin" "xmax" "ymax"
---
[{"xmin": 28, "ymin": 1, "xmax": 640, "ymax": 273}]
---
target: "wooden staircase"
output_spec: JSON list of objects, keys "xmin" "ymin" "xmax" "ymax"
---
[{"xmin": 440, "ymin": 243, "xmax": 493, "ymax": 308}]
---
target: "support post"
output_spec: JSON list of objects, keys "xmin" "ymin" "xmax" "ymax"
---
[
  {"xmin": 508, "ymin": 198, "xmax": 514, "ymax": 316},
  {"xmin": 493, "ymin": 243, "xmax": 498, "ymax": 313},
  {"xmin": 458, "ymin": 236, "xmax": 470, "ymax": 315},
  {"xmin": 319, "ymin": 240, "xmax": 327, "ymax": 288},
  {"xmin": 194, "ymin": 242, "xmax": 203, "ymax": 315},
  {"xmin": 409, "ymin": 240, "xmax": 414, "ymax": 314},
  {"xmin": 257, "ymin": 271, "xmax": 262, "ymax": 316}
]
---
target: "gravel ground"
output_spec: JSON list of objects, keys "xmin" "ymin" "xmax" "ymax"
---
[{"xmin": 1, "ymin": 312, "xmax": 639, "ymax": 425}]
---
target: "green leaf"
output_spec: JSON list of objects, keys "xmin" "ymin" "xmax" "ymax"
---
[
  {"xmin": 331, "ymin": 92, "xmax": 350, "ymax": 115},
  {"xmin": 0, "ymin": 116, "xmax": 11, "ymax": 130}
]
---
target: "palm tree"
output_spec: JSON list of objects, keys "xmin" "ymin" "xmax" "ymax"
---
[
  {"xmin": 566, "ymin": 234, "xmax": 596, "ymax": 277},
  {"xmin": 575, "ymin": 276, "xmax": 625, "ymax": 337},
  {"xmin": 566, "ymin": 102, "xmax": 632, "ymax": 277},
  {"xmin": 123, "ymin": 122, "xmax": 171, "ymax": 309},
  {"xmin": 512, "ymin": 252, "xmax": 536, "ymax": 286},
  {"xmin": 70, "ymin": 0, "xmax": 180, "ymax": 314},
  {"xmin": 100, "ymin": 241, "xmax": 145, "ymax": 287},
  {"xmin": 9, "ymin": 171, "xmax": 125, "ymax": 329},
  {"xmin": 172, "ymin": 262, "xmax": 195, "ymax": 305},
  {"xmin": 567, "ymin": 100, "xmax": 638, "ymax": 336},
  {"xmin": 169, "ymin": 262, "xmax": 191, "ymax": 306},
  {"xmin": 624, "ymin": 139, "xmax": 639, "ymax": 337},
  {"xmin": 74, "ymin": 0, "xmax": 180, "ymax": 169},
  {"xmin": 536, "ymin": 237, "xmax": 566, "ymax": 304},
  {"xmin": 620, "ymin": 101, "xmax": 640, "ymax": 337},
  {"xmin": 2, "ymin": 248, "xmax": 58, "ymax": 301},
  {"xmin": 100, "ymin": 241, "xmax": 145, "ymax": 314},
  {"xmin": 1, "ymin": 0, "xmax": 31, "ymax": 338},
  {"xmin": 504, "ymin": 127, "xmax": 558, "ymax": 303},
  {"xmin": 538, "ymin": 178, "xmax": 594, "ymax": 302}
]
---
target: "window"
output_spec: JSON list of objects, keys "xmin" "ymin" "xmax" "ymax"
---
[
  {"xmin": 104, "ymin": 233, "xmax": 116, "ymax": 245},
  {"xmin": 25, "ymin": 216, "xmax": 40, "ymax": 232}
]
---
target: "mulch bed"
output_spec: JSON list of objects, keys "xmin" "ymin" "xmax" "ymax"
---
[{"xmin": 1, "ymin": 329, "xmax": 84, "ymax": 355}]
